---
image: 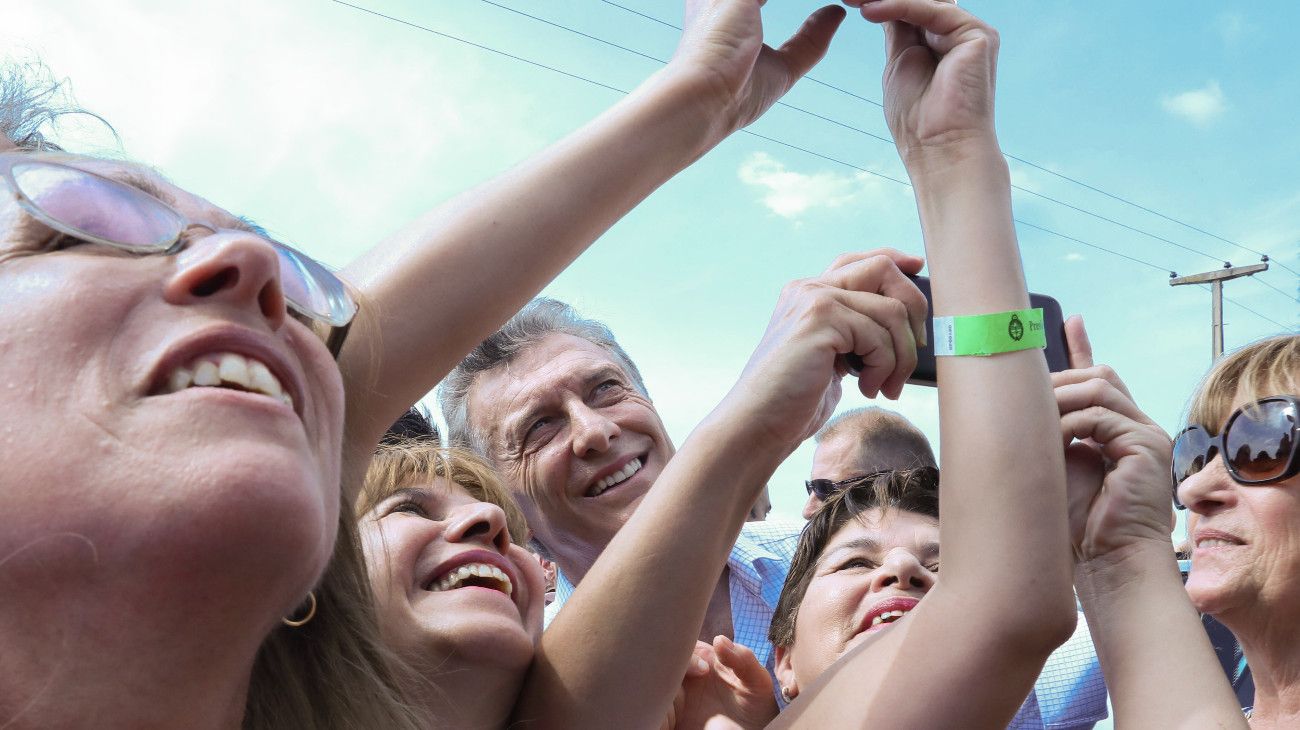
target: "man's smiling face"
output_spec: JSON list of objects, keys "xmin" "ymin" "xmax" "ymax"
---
[{"xmin": 466, "ymin": 333, "xmax": 675, "ymax": 571}]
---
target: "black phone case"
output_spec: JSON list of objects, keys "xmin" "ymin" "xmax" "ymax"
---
[{"xmin": 906, "ymin": 276, "xmax": 1068, "ymax": 385}]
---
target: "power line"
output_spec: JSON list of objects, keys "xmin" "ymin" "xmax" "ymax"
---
[
  {"xmin": 597, "ymin": 0, "xmax": 1300, "ymax": 280},
  {"xmin": 1003, "ymin": 152, "xmax": 1295, "ymax": 277},
  {"xmin": 331, "ymin": 1, "xmax": 625, "ymax": 95},
  {"xmin": 1219, "ymin": 293, "xmax": 1292, "ymax": 331},
  {"xmin": 1251, "ymin": 274, "xmax": 1299, "ymax": 303},
  {"xmin": 331, "ymin": 1, "xmax": 1294, "ymax": 333},
  {"xmin": 480, "ymin": 0, "xmax": 898, "ymax": 150},
  {"xmin": 507, "ymin": 1, "xmax": 1300, "ymax": 300}
]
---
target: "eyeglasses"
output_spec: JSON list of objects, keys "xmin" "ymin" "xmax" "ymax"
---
[
  {"xmin": 805, "ymin": 469, "xmax": 897, "ymax": 501},
  {"xmin": 0, "ymin": 156, "xmax": 357, "ymax": 358},
  {"xmin": 1172, "ymin": 395, "xmax": 1299, "ymax": 509}
]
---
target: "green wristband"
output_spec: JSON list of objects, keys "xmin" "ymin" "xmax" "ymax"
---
[{"xmin": 933, "ymin": 308, "xmax": 1046, "ymax": 357}]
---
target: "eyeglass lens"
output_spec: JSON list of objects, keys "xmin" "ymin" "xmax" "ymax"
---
[
  {"xmin": 1225, "ymin": 400, "xmax": 1296, "ymax": 481},
  {"xmin": 13, "ymin": 161, "xmax": 355, "ymax": 328},
  {"xmin": 809, "ymin": 481, "xmax": 835, "ymax": 500},
  {"xmin": 13, "ymin": 163, "xmax": 181, "ymax": 249},
  {"xmin": 1172, "ymin": 428, "xmax": 1213, "ymax": 485}
]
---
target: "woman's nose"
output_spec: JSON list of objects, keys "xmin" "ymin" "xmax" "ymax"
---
[
  {"xmin": 444, "ymin": 501, "xmax": 512, "ymax": 554},
  {"xmin": 871, "ymin": 550, "xmax": 936, "ymax": 593},
  {"xmin": 1178, "ymin": 457, "xmax": 1238, "ymax": 517},
  {"xmin": 164, "ymin": 230, "xmax": 287, "ymax": 331}
]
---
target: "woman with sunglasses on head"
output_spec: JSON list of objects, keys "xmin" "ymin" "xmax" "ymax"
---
[
  {"xmin": 1047, "ymin": 326, "xmax": 1298, "ymax": 727},
  {"xmin": 0, "ymin": 0, "xmax": 848, "ymax": 724}
]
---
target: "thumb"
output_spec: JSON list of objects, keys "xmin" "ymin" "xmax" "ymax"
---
[
  {"xmin": 714, "ymin": 635, "xmax": 771, "ymax": 691},
  {"xmin": 1065, "ymin": 314, "xmax": 1093, "ymax": 370},
  {"xmin": 774, "ymin": 5, "xmax": 847, "ymax": 83}
]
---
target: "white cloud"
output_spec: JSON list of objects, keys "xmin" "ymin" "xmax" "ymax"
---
[
  {"xmin": 737, "ymin": 152, "xmax": 894, "ymax": 219},
  {"xmin": 1065, "ymin": 252, "xmax": 1084, "ymax": 262},
  {"xmin": 1161, "ymin": 81, "xmax": 1227, "ymax": 127}
]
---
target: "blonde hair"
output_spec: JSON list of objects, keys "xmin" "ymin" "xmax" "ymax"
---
[
  {"xmin": 360, "ymin": 442, "xmax": 529, "ymax": 546},
  {"xmin": 244, "ymin": 499, "xmax": 426, "ymax": 730},
  {"xmin": 1188, "ymin": 334, "xmax": 1300, "ymax": 429}
]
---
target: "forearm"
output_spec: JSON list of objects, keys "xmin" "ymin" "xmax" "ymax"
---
[
  {"xmin": 1076, "ymin": 543, "xmax": 1247, "ymax": 728},
  {"xmin": 512, "ymin": 409, "xmax": 790, "ymax": 729},
  {"xmin": 340, "ymin": 67, "xmax": 722, "ymax": 462},
  {"xmin": 917, "ymin": 146, "xmax": 1075, "ymax": 634}
]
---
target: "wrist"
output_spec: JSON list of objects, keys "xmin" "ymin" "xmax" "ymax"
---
[
  {"xmin": 1076, "ymin": 538, "xmax": 1182, "ymax": 595},
  {"xmin": 908, "ymin": 141, "xmax": 1009, "ymax": 206},
  {"xmin": 648, "ymin": 62, "xmax": 743, "ymax": 156},
  {"xmin": 694, "ymin": 393, "xmax": 801, "ymax": 473},
  {"xmin": 901, "ymin": 132, "xmax": 1004, "ymax": 180}
]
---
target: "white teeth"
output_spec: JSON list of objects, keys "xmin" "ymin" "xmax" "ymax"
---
[
  {"xmin": 162, "ymin": 352, "xmax": 292, "ymax": 409},
  {"xmin": 1197, "ymin": 538, "xmax": 1236, "ymax": 548},
  {"xmin": 168, "ymin": 367, "xmax": 193, "ymax": 393},
  {"xmin": 248, "ymin": 360, "xmax": 283, "ymax": 400},
  {"xmin": 590, "ymin": 458, "xmax": 643, "ymax": 496},
  {"xmin": 193, "ymin": 360, "xmax": 221, "ymax": 386},
  {"xmin": 217, "ymin": 353, "xmax": 251, "ymax": 389},
  {"xmin": 871, "ymin": 609, "xmax": 910, "ymax": 627},
  {"xmin": 427, "ymin": 562, "xmax": 514, "ymax": 596}
]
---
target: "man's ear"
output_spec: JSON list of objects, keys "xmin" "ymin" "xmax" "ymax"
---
[{"xmin": 774, "ymin": 643, "xmax": 799, "ymax": 702}]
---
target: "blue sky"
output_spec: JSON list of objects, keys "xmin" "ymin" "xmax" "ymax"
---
[{"xmin": 8, "ymin": 0, "xmax": 1297, "ymax": 533}]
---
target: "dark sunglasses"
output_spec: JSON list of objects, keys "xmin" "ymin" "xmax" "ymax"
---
[
  {"xmin": 1, "ymin": 156, "xmax": 357, "ymax": 358},
  {"xmin": 1172, "ymin": 395, "xmax": 1299, "ymax": 509},
  {"xmin": 806, "ymin": 471, "xmax": 883, "ymax": 501}
]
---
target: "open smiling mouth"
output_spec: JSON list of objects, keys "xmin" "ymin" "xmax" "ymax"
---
[
  {"xmin": 159, "ymin": 352, "xmax": 294, "ymax": 409},
  {"xmin": 424, "ymin": 563, "xmax": 514, "ymax": 596},
  {"xmin": 586, "ymin": 456, "xmax": 645, "ymax": 498}
]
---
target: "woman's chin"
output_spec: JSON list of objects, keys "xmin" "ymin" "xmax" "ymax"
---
[{"xmin": 412, "ymin": 614, "xmax": 536, "ymax": 672}]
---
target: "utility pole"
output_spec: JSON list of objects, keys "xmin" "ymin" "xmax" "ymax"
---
[{"xmin": 1169, "ymin": 262, "xmax": 1270, "ymax": 360}]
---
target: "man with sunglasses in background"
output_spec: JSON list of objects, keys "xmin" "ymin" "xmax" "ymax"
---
[{"xmin": 803, "ymin": 407, "xmax": 937, "ymax": 519}]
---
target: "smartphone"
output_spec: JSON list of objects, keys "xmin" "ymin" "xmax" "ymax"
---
[{"xmin": 847, "ymin": 275, "xmax": 1069, "ymax": 386}]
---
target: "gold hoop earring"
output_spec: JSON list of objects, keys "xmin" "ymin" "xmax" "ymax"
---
[{"xmin": 281, "ymin": 591, "xmax": 317, "ymax": 628}]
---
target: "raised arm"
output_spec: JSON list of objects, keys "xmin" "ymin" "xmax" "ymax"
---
[
  {"xmin": 338, "ymin": 0, "xmax": 848, "ymax": 476},
  {"xmin": 511, "ymin": 248, "xmax": 928, "ymax": 729},
  {"xmin": 775, "ymin": 1, "xmax": 1077, "ymax": 725},
  {"xmin": 1058, "ymin": 319, "xmax": 1247, "ymax": 728}
]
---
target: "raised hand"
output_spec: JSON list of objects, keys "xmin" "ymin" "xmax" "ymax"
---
[
  {"xmin": 669, "ymin": 637, "xmax": 778, "ymax": 730},
  {"xmin": 1053, "ymin": 316, "xmax": 1174, "ymax": 563},
  {"xmin": 718, "ymin": 249, "xmax": 927, "ymax": 449},
  {"xmin": 672, "ymin": 0, "xmax": 846, "ymax": 139},
  {"xmin": 849, "ymin": 0, "xmax": 1000, "ymax": 167}
]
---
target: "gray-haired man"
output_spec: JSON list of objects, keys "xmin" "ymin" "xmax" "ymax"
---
[{"xmin": 441, "ymin": 298, "xmax": 802, "ymax": 673}]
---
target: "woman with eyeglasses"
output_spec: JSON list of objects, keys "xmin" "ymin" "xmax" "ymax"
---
[
  {"xmin": 0, "ymin": 0, "xmax": 847, "ymax": 724},
  {"xmin": 1046, "ymin": 327, "xmax": 1297, "ymax": 727}
]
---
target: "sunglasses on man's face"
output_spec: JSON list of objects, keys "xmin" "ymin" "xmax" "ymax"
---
[
  {"xmin": 0, "ymin": 156, "xmax": 357, "ymax": 358},
  {"xmin": 1172, "ymin": 395, "xmax": 1300, "ymax": 509},
  {"xmin": 805, "ymin": 470, "xmax": 891, "ymax": 501}
]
